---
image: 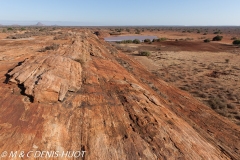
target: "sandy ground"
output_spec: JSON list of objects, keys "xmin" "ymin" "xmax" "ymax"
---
[{"xmin": 107, "ymin": 27, "xmax": 240, "ymax": 125}]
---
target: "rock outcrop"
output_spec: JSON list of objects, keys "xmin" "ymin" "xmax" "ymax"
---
[{"xmin": 7, "ymin": 54, "xmax": 82, "ymax": 102}]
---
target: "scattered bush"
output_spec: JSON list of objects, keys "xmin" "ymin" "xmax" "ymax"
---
[
  {"xmin": 144, "ymin": 39, "xmax": 151, "ymax": 43},
  {"xmin": 7, "ymin": 31, "xmax": 57, "ymax": 39},
  {"xmin": 185, "ymin": 38, "xmax": 193, "ymax": 41},
  {"xmin": 225, "ymin": 59, "xmax": 229, "ymax": 63},
  {"xmin": 203, "ymin": 39, "xmax": 211, "ymax": 43},
  {"xmin": 231, "ymin": 37, "xmax": 237, "ymax": 40},
  {"xmin": 139, "ymin": 51, "xmax": 151, "ymax": 56},
  {"xmin": 7, "ymin": 27, "xmax": 13, "ymax": 31},
  {"xmin": 232, "ymin": 39, "xmax": 240, "ymax": 45},
  {"xmin": 116, "ymin": 39, "xmax": 141, "ymax": 44},
  {"xmin": 53, "ymin": 33, "xmax": 69, "ymax": 40},
  {"xmin": 109, "ymin": 32, "xmax": 121, "ymax": 35},
  {"xmin": 235, "ymin": 115, "xmax": 240, "ymax": 120},
  {"xmin": 39, "ymin": 28, "xmax": 46, "ymax": 32},
  {"xmin": 115, "ymin": 28, "xmax": 122, "ymax": 32},
  {"xmin": 208, "ymin": 97, "xmax": 227, "ymax": 110},
  {"xmin": 39, "ymin": 44, "xmax": 59, "ymax": 52},
  {"xmin": 133, "ymin": 39, "xmax": 140, "ymax": 44},
  {"xmin": 159, "ymin": 37, "xmax": 167, "ymax": 41},
  {"xmin": 227, "ymin": 103, "xmax": 235, "ymax": 109},
  {"xmin": 135, "ymin": 29, "xmax": 140, "ymax": 34},
  {"xmin": 152, "ymin": 37, "xmax": 167, "ymax": 42},
  {"xmin": 212, "ymin": 35, "xmax": 223, "ymax": 41},
  {"xmin": 152, "ymin": 39, "xmax": 157, "ymax": 42},
  {"xmin": 94, "ymin": 31, "xmax": 100, "ymax": 36},
  {"xmin": 120, "ymin": 40, "xmax": 133, "ymax": 44}
]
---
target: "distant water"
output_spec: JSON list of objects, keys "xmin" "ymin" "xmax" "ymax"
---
[{"xmin": 104, "ymin": 35, "xmax": 158, "ymax": 42}]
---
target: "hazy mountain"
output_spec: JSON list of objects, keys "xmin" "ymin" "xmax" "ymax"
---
[
  {"xmin": 35, "ymin": 22, "xmax": 44, "ymax": 26},
  {"xmin": 11, "ymin": 24, "xmax": 21, "ymax": 27}
]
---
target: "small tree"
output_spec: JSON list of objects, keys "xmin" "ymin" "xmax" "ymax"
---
[
  {"xmin": 159, "ymin": 37, "xmax": 167, "ymax": 41},
  {"xmin": 133, "ymin": 39, "xmax": 140, "ymax": 44},
  {"xmin": 144, "ymin": 39, "xmax": 151, "ymax": 43},
  {"xmin": 212, "ymin": 35, "xmax": 223, "ymax": 41},
  {"xmin": 94, "ymin": 31, "xmax": 100, "ymax": 36},
  {"xmin": 203, "ymin": 39, "xmax": 211, "ymax": 43},
  {"xmin": 232, "ymin": 40, "xmax": 240, "ymax": 45},
  {"xmin": 139, "ymin": 51, "xmax": 151, "ymax": 56},
  {"xmin": 152, "ymin": 39, "xmax": 157, "ymax": 42}
]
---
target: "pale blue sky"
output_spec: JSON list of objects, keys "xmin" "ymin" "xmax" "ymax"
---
[{"xmin": 0, "ymin": 0, "xmax": 239, "ymax": 26}]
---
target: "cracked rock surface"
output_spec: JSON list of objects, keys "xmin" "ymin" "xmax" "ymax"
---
[{"xmin": 8, "ymin": 54, "xmax": 82, "ymax": 102}]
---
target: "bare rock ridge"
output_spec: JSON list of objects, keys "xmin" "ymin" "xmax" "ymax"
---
[
  {"xmin": 0, "ymin": 30, "xmax": 239, "ymax": 159},
  {"xmin": 6, "ymin": 32, "xmax": 102, "ymax": 102}
]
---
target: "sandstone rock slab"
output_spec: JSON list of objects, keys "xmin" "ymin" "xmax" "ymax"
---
[{"xmin": 8, "ymin": 54, "xmax": 82, "ymax": 102}]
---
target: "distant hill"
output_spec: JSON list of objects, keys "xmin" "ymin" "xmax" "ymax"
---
[
  {"xmin": 35, "ymin": 22, "xmax": 44, "ymax": 26},
  {"xmin": 11, "ymin": 24, "xmax": 21, "ymax": 27}
]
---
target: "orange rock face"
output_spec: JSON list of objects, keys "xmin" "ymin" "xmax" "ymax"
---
[
  {"xmin": 0, "ymin": 29, "xmax": 239, "ymax": 160},
  {"xmin": 8, "ymin": 54, "xmax": 82, "ymax": 102}
]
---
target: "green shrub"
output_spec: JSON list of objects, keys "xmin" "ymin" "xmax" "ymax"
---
[
  {"xmin": 153, "ymin": 37, "xmax": 168, "ymax": 42},
  {"xmin": 135, "ymin": 29, "xmax": 140, "ymax": 34},
  {"xmin": 133, "ymin": 39, "xmax": 140, "ymax": 44},
  {"xmin": 203, "ymin": 39, "xmax": 211, "ymax": 43},
  {"xmin": 120, "ymin": 40, "xmax": 133, "ymax": 44},
  {"xmin": 109, "ymin": 32, "xmax": 121, "ymax": 35},
  {"xmin": 39, "ymin": 28, "xmax": 45, "ymax": 32},
  {"xmin": 233, "ymin": 39, "xmax": 240, "ymax": 45},
  {"xmin": 7, "ymin": 27, "xmax": 13, "ymax": 31},
  {"xmin": 139, "ymin": 51, "xmax": 151, "ymax": 56},
  {"xmin": 144, "ymin": 39, "xmax": 151, "ymax": 43},
  {"xmin": 208, "ymin": 97, "xmax": 226, "ymax": 110},
  {"xmin": 94, "ymin": 31, "xmax": 100, "ymax": 36},
  {"xmin": 231, "ymin": 37, "xmax": 237, "ymax": 40},
  {"xmin": 160, "ymin": 37, "xmax": 167, "ymax": 41},
  {"xmin": 212, "ymin": 35, "xmax": 223, "ymax": 41}
]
